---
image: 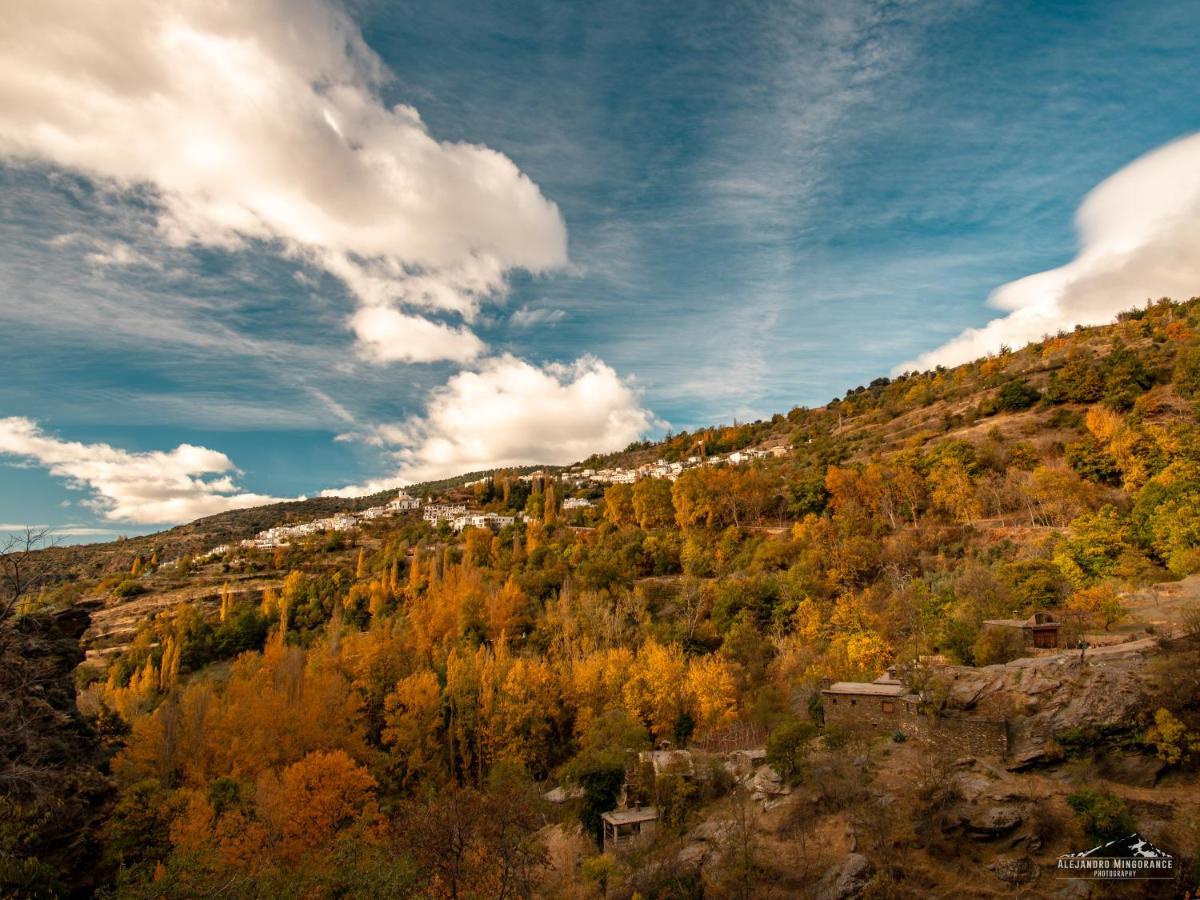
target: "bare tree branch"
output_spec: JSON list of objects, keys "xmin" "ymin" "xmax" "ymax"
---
[{"xmin": 0, "ymin": 527, "xmax": 59, "ymax": 624}]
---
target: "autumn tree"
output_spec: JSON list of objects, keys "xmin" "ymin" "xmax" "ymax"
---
[
  {"xmin": 632, "ymin": 478, "xmax": 675, "ymax": 529},
  {"xmin": 383, "ymin": 670, "xmax": 444, "ymax": 785},
  {"xmin": 603, "ymin": 483, "xmax": 635, "ymax": 526}
]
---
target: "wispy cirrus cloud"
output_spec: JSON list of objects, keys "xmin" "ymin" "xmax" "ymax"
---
[
  {"xmin": 0, "ymin": 0, "xmax": 568, "ymax": 364},
  {"xmin": 510, "ymin": 305, "xmax": 567, "ymax": 328}
]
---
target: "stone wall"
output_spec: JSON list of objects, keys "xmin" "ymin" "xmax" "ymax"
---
[
  {"xmin": 822, "ymin": 692, "xmax": 905, "ymax": 732},
  {"xmin": 822, "ymin": 690, "xmax": 1009, "ymax": 759},
  {"xmin": 910, "ymin": 713, "xmax": 1009, "ymax": 758}
]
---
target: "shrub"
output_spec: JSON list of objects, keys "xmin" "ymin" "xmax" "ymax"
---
[
  {"xmin": 112, "ymin": 579, "xmax": 147, "ymax": 599},
  {"xmin": 995, "ymin": 379, "xmax": 1041, "ymax": 412},
  {"xmin": 1065, "ymin": 437, "xmax": 1122, "ymax": 485},
  {"xmin": 1066, "ymin": 789, "xmax": 1134, "ymax": 843}
]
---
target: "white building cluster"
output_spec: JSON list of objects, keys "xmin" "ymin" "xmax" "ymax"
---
[
  {"xmin": 241, "ymin": 513, "xmax": 359, "ymax": 549},
  {"xmin": 238, "ymin": 492, "xmax": 426, "ymax": 550},
  {"xmin": 422, "ymin": 504, "xmax": 468, "ymax": 525},
  {"xmin": 564, "ymin": 445, "xmax": 789, "ymax": 488},
  {"xmin": 201, "ymin": 443, "xmax": 791, "ymax": 558}
]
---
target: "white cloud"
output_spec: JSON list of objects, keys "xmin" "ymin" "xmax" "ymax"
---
[
  {"xmin": 349, "ymin": 306, "xmax": 485, "ymax": 364},
  {"xmin": 325, "ymin": 354, "xmax": 658, "ymax": 494},
  {"xmin": 0, "ymin": 0, "xmax": 567, "ymax": 363},
  {"xmin": 0, "ymin": 417, "xmax": 291, "ymax": 524},
  {"xmin": 903, "ymin": 132, "xmax": 1200, "ymax": 372}
]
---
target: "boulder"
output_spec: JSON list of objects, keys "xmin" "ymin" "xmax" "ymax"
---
[
  {"xmin": 1095, "ymin": 751, "xmax": 1165, "ymax": 788},
  {"xmin": 814, "ymin": 852, "xmax": 872, "ymax": 900},
  {"xmin": 676, "ymin": 842, "xmax": 708, "ymax": 867},
  {"xmin": 963, "ymin": 804, "xmax": 1022, "ymax": 838},
  {"xmin": 951, "ymin": 772, "xmax": 992, "ymax": 802},
  {"xmin": 989, "ymin": 854, "xmax": 1039, "ymax": 884},
  {"xmin": 750, "ymin": 765, "xmax": 790, "ymax": 799}
]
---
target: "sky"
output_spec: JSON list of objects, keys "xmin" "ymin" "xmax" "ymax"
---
[{"xmin": 2, "ymin": 0, "xmax": 1200, "ymax": 542}]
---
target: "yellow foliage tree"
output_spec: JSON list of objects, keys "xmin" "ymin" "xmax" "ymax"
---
[
  {"xmin": 686, "ymin": 654, "xmax": 738, "ymax": 731},
  {"xmin": 623, "ymin": 640, "xmax": 689, "ymax": 742},
  {"xmin": 382, "ymin": 670, "xmax": 444, "ymax": 785}
]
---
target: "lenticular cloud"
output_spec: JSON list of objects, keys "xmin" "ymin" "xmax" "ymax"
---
[
  {"xmin": 903, "ymin": 132, "xmax": 1200, "ymax": 372},
  {"xmin": 0, "ymin": 0, "xmax": 568, "ymax": 364}
]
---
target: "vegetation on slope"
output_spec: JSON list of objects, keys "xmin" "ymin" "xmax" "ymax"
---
[{"xmin": 4, "ymin": 298, "xmax": 1200, "ymax": 895}]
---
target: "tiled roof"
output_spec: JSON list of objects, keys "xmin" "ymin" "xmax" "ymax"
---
[{"xmin": 822, "ymin": 681, "xmax": 905, "ymax": 696}]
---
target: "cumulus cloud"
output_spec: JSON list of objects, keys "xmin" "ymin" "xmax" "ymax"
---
[
  {"xmin": 0, "ymin": 417, "xmax": 290, "ymax": 524},
  {"xmin": 0, "ymin": 0, "xmax": 567, "ymax": 363},
  {"xmin": 325, "ymin": 354, "xmax": 659, "ymax": 494},
  {"xmin": 903, "ymin": 132, "xmax": 1200, "ymax": 372}
]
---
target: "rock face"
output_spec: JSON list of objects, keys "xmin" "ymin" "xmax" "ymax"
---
[
  {"xmin": 934, "ymin": 640, "xmax": 1157, "ymax": 764},
  {"xmin": 815, "ymin": 853, "xmax": 872, "ymax": 900},
  {"xmin": 1, "ymin": 605, "xmax": 112, "ymax": 894}
]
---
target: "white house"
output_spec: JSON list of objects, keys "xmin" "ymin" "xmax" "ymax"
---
[
  {"xmin": 451, "ymin": 513, "xmax": 516, "ymax": 532},
  {"xmin": 388, "ymin": 492, "xmax": 421, "ymax": 511}
]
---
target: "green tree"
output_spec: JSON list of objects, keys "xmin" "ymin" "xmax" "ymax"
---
[
  {"xmin": 765, "ymin": 717, "xmax": 818, "ymax": 784},
  {"xmin": 1066, "ymin": 789, "xmax": 1134, "ymax": 843}
]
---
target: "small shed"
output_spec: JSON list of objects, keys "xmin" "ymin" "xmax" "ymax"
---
[
  {"xmin": 982, "ymin": 612, "xmax": 1060, "ymax": 649},
  {"xmin": 601, "ymin": 807, "xmax": 659, "ymax": 853}
]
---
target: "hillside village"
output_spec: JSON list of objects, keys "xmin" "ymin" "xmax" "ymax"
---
[
  {"xmin": 6, "ymin": 297, "xmax": 1200, "ymax": 897},
  {"xmin": 201, "ymin": 443, "xmax": 793, "ymax": 561}
]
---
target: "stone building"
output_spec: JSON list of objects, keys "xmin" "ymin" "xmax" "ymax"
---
[
  {"xmin": 821, "ymin": 676, "xmax": 908, "ymax": 730},
  {"xmin": 821, "ymin": 670, "xmax": 1010, "ymax": 759}
]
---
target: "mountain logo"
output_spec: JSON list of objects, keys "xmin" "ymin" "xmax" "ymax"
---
[{"xmin": 1057, "ymin": 833, "xmax": 1176, "ymax": 880}]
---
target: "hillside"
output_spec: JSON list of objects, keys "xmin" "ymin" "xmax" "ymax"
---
[{"xmin": 5, "ymin": 296, "xmax": 1200, "ymax": 897}]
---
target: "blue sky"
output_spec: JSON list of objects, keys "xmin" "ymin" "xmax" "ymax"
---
[{"xmin": 2, "ymin": 0, "xmax": 1200, "ymax": 542}]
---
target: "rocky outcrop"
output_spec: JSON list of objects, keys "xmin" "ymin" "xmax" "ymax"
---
[
  {"xmin": 934, "ymin": 640, "xmax": 1158, "ymax": 765},
  {"xmin": 1, "ymin": 604, "xmax": 112, "ymax": 895},
  {"xmin": 814, "ymin": 853, "xmax": 871, "ymax": 900},
  {"xmin": 749, "ymin": 765, "xmax": 791, "ymax": 803},
  {"xmin": 960, "ymin": 804, "xmax": 1024, "ymax": 839}
]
